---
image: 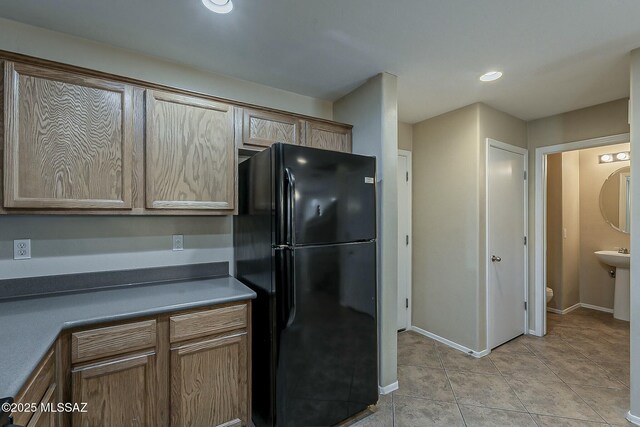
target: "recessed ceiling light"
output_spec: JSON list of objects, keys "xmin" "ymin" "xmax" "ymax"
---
[
  {"xmin": 202, "ymin": 0, "xmax": 233, "ymax": 14},
  {"xmin": 600, "ymin": 154, "xmax": 613, "ymax": 163},
  {"xmin": 479, "ymin": 71, "xmax": 503, "ymax": 82},
  {"xmin": 616, "ymin": 152, "xmax": 630, "ymax": 161}
]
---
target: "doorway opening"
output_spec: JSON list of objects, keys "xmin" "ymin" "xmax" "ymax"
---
[
  {"xmin": 539, "ymin": 137, "xmax": 631, "ymax": 336},
  {"xmin": 532, "ymin": 133, "xmax": 631, "ymax": 335}
]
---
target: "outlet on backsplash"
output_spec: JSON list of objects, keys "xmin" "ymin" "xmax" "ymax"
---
[
  {"xmin": 13, "ymin": 239, "xmax": 31, "ymax": 260},
  {"xmin": 172, "ymin": 235, "xmax": 184, "ymax": 251}
]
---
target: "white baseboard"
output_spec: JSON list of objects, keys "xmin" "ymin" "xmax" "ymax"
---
[
  {"xmin": 546, "ymin": 302, "xmax": 613, "ymax": 315},
  {"xmin": 378, "ymin": 381, "xmax": 398, "ymax": 395},
  {"xmin": 410, "ymin": 326, "xmax": 489, "ymax": 358},
  {"xmin": 627, "ymin": 411, "xmax": 640, "ymax": 426},
  {"xmin": 546, "ymin": 302, "xmax": 581, "ymax": 315},
  {"xmin": 528, "ymin": 329, "xmax": 540, "ymax": 336},
  {"xmin": 580, "ymin": 303, "xmax": 614, "ymax": 313}
]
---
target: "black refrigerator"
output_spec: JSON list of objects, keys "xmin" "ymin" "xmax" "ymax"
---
[{"xmin": 234, "ymin": 143, "xmax": 378, "ymax": 427}]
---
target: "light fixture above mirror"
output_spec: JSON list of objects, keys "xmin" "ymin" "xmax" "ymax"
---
[{"xmin": 599, "ymin": 151, "xmax": 630, "ymax": 164}]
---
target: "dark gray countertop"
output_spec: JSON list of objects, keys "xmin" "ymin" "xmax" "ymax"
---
[{"xmin": 0, "ymin": 276, "xmax": 255, "ymax": 398}]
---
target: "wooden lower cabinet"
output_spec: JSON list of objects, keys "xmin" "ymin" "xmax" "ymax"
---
[
  {"xmin": 26, "ymin": 384, "xmax": 57, "ymax": 427},
  {"xmin": 71, "ymin": 352, "xmax": 158, "ymax": 427},
  {"xmin": 12, "ymin": 302, "xmax": 250, "ymax": 427},
  {"xmin": 13, "ymin": 349, "xmax": 57, "ymax": 427},
  {"xmin": 170, "ymin": 333, "xmax": 248, "ymax": 427}
]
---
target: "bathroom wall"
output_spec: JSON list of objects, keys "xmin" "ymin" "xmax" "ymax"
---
[
  {"xmin": 412, "ymin": 102, "xmax": 526, "ymax": 352},
  {"xmin": 545, "ymin": 151, "xmax": 581, "ymax": 312},
  {"xmin": 546, "ymin": 153, "xmax": 564, "ymax": 309},
  {"xmin": 578, "ymin": 143, "xmax": 631, "ymax": 310},
  {"xmin": 561, "ymin": 151, "xmax": 581, "ymax": 310},
  {"xmin": 526, "ymin": 98, "xmax": 630, "ymax": 327},
  {"xmin": 398, "ymin": 121, "xmax": 413, "ymax": 151}
]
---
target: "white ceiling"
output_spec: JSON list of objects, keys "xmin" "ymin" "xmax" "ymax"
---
[{"xmin": 1, "ymin": 0, "xmax": 640, "ymax": 123}]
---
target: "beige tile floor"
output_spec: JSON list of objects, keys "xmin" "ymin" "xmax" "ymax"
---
[{"xmin": 349, "ymin": 308, "xmax": 631, "ymax": 427}]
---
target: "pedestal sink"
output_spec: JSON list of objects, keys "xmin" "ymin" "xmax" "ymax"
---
[{"xmin": 595, "ymin": 250, "xmax": 631, "ymax": 321}]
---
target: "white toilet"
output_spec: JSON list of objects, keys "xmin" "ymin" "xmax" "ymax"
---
[{"xmin": 546, "ymin": 287, "xmax": 554, "ymax": 303}]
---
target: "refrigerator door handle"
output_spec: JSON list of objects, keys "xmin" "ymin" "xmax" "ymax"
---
[
  {"xmin": 285, "ymin": 247, "xmax": 297, "ymax": 327},
  {"xmin": 284, "ymin": 167, "xmax": 296, "ymax": 246}
]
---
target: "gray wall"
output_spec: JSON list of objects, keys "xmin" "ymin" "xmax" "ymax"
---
[
  {"xmin": 411, "ymin": 102, "xmax": 526, "ymax": 352},
  {"xmin": 0, "ymin": 18, "xmax": 332, "ymax": 281},
  {"xmin": 398, "ymin": 121, "xmax": 413, "ymax": 151},
  {"xmin": 0, "ymin": 18, "xmax": 332, "ymax": 119},
  {"xmin": 412, "ymin": 104, "xmax": 480, "ymax": 350},
  {"xmin": 334, "ymin": 73, "xmax": 399, "ymax": 390},
  {"xmin": 0, "ymin": 216, "xmax": 232, "ymax": 279},
  {"xmin": 629, "ymin": 47, "xmax": 639, "ymax": 422}
]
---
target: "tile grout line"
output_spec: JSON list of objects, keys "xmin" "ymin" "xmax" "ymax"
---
[
  {"xmin": 391, "ymin": 388, "xmax": 395, "ymax": 427},
  {"xmin": 487, "ymin": 348, "xmax": 534, "ymax": 419},
  {"xmin": 435, "ymin": 342, "xmax": 469, "ymax": 427}
]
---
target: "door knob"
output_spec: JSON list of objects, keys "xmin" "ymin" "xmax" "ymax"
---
[{"xmin": 491, "ymin": 255, "xmax": 502, "ymax": 262}]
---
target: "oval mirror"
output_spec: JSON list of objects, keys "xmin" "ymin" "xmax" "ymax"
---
[{"xmin": 599, "ymin": 166, "xmax": 631, "ymax": 234}]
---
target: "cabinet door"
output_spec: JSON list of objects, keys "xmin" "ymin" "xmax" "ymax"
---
[
  {"xmin": 26, "ymin": 383, "xmax": 57, "ymax": 427},
  {"xmin": 3, "ymin": 61, "xmax": 133, "ymax": 209},
  {"xmin": 72, "ymin": 352, "xmax": 158, "ymax": 427},
  {"xmin": 304, "ymin": 121, "xmax": 352, "ymax": 152},
  {"xmin": 145, "ymin": 90, "xmax": 235, "ymax": 210},
  {"xmin": 171, "ymin": 333, "xmax": 248, "ymax": 427},
  {"xmin": 13, "ymin": 349, "xmax": 56, "ymax": 427},
  {"xmin": 241, "ymin": 109, "xmax": 300, "ymax": 150}
]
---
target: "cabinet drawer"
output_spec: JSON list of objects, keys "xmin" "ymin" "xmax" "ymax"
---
[
  {"xmin": 170, "ymin": 304, "xmax": 247, "ymax": 343},
  {"xmin": 72, "ymin": 319, "xmax": 156, "ymax": 363}
]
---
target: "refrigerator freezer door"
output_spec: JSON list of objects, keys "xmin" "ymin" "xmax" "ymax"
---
[
  {"xmin": 280, "ymin": 145, "xmax": 376, "ymax": 246},
  {"xmin": 276, "ymin": 241, "xmax": 377, "ymax": 427}
]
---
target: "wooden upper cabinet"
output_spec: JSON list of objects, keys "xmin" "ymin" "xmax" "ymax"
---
[
  {"xmin": 3, "ymin": 61, "xmax": 134, "ymax": 209},
  {"xmin": 304, "ymin": 120, "xmax": 352, "ymax": 153},
  {"xmin": 145, "ymin": 90, "xmax": 235, "ymax": 211},
  {"xmin": 241, "ymin": 108, "xmax": 300, "ymax": 150}
]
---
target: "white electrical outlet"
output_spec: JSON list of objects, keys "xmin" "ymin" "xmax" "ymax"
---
[
  {"xmin": 14, "ymin": 239, "xmax": 31, "ymax": 260},
  {"xmin": 172, "ymin": 235, "xmax": 184, "ymax": 251}
]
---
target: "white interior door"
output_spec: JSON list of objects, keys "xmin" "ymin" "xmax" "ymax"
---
[
  {"xmin": 488, "ymin": 141, "xmax": 527, "ymax": 349},
  {"xmin": 397, "ymin": 151, "xmax": 411, "ymax": 330}
]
